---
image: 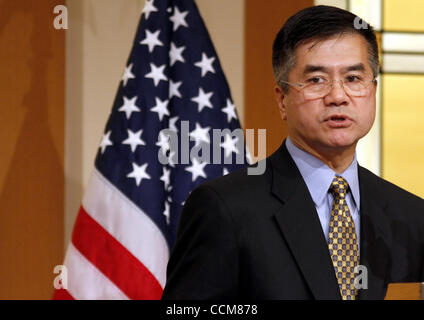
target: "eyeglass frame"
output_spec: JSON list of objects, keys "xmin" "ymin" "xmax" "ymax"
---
[{"xmin": 277, "ymin": 76, "xmax": 377, "ymax": 99}]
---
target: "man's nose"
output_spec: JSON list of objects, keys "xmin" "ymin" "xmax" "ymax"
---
[{"xmin": 324, "ymin": 80, "xmax": 348, "ymax": 106}]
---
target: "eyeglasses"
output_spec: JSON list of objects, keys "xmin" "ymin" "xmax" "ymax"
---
[{"xmin": 278, "ymin": 75, "xmax": 377, "ymax": 100}]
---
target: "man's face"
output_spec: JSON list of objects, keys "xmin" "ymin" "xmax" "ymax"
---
[{"xmin": 275, "ymin": 33, "xmax": 377, "ymax": 156}]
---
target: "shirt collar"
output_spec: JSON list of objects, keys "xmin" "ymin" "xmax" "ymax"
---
[{"xmin": 285, "ymin": 137, "xmax": 360, "ymax": 210}]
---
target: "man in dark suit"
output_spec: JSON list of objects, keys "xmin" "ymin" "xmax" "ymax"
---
[{"xmin": 162, "ymin": 5, "xmax": 424, "ymax": 300}]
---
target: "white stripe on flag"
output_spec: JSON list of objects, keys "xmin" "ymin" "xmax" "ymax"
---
[
  {"xmin": 64, "ymin": 243, "xmax": 128, "ymax": 300},
  {"xmin": 82, "ymin": 168, "xmax": 170, "ymax": 288}
]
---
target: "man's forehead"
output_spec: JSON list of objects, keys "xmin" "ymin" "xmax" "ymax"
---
[
  {"xmin": 293, "ymin": 34, "xmax": 371, "ymax": 72},
  {"xmin": 298, "ymin": 33, "xmax": 368, "ymax": 53}
]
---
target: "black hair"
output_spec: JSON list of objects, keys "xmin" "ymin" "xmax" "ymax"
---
[{"xmin": 272, "ymin": 5, "xmax": 379, "ymax": 91}]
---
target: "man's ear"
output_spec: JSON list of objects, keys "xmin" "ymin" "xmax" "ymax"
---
[
  {"xmin": 373, "ymin": 79, "xmax": 378, "ymax": 93},
  {"xmin": 274, "ymin": 85, "xmax": 287, "ymax": 121}
]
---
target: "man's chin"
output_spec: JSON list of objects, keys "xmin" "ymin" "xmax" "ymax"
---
[
  {"xmin": 319, "ymin": 135, "xmax": 358, "ymax": 151},
  {"xmin": 326, "ymin": 139, "xmax": 357, "ymax": 150}
]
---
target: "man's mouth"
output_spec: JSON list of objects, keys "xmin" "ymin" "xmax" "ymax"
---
[{"xmin": 325, "ymin": 114, "xmax": 353, "ymax": 127}]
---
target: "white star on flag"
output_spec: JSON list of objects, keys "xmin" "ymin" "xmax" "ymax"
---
[
  {"xmin": 169, "ymin": 42, "xmax": 185, "ymax": 66},
  {"xmin": 151, "ymin": 97, "xmax": 170, "ymax": 121},
  {"xmin": 127, "ymin": 162, "xmax": 151, "ymax": 186},
  {"xmin": 189, "ymin": 123, "xmax": 210, "ymax": 146},
  {"xmin": 145, "ymin": 63, "xmax": 167, "ymax": 87},
  {"xmin": 185, "ymin": 157, "xmax": 207, "ymax": 182},
  {"xmin": 122, "ymin": 63, "xmax": 135, "ymax": 87},
  {"xmin": 156, "ymin": 131, "xmax": 171, "ymax": 155},
  {"xmin": 168, "ymin": 116, "xmax": 179, "ymax": 133},
  {"xmin": 118, "ymin": 96, "xmax": 140, "ymax": 119},
  {"xmin": 191, "ymin": 87, "xmax": 213, "ymax": 112},
  {"xmin": 222, "ymin": 98, "xmax": 237, "ymax": 122},
  {"xmin": 99, "ymin": 130, "xmax": 113, "ymax": 154},
  {"xmin": 142, "ymin": 0, "xmax": 158, "ymax": 19},
  {"xmin": 167, "ymin": 150, "xmax": 176, "ymax": 168},
  {"xmin": 169, "ymin": 80, "xmax": 182, "ymax": 99},
  {"xmin": 220, "ymin": 133, "xmax": 239, "ymax": 158},
  {"xmin": 140, "ymin": 29, "xmax": 163, "ymax": 53},
  {"xmin": 160, "ymin": 167, "xmax": 171, "ymax": 190},
  {"xmin": 163, "ymin": 201, "xmax": 171, "ymax": 225},
  {"xmin": 122, "ymin": 129, "xmax": 146, "ymax": 152},
  {"xmin": 194, "ymin": 52, "xmax": 215, "ymax": 77},
  {"xmin": 169, "ymin": 6, "xmax": 189, "ymax": 31}
]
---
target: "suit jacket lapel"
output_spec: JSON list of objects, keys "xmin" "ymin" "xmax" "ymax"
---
[
  {"xmin": 270, "ymin": 142, "xmax": 341, "ymax": 300},
  {"xmin": 357, "ymin": 166, "xmax": 391, "ymax": 300}
]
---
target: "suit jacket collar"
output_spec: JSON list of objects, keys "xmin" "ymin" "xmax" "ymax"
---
[
  {"xmin": 269, "ymin": 140, "xmax": 391, "ymax": 300},
  {"xmin": 285, "ymin": 136, "xmax": 361, "ymax": 212},
  {"xmin": 270, "ymin": 140, "xmax": 341, "ymax": 299}
]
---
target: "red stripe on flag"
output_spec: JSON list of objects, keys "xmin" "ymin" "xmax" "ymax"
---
[
  {"xmin": 72, "ymin": 206, "xmax": 163, "ymax": 299},
  {"xmin": 52, "ymin": 289, "xmax": 75, "ymax": 300}
]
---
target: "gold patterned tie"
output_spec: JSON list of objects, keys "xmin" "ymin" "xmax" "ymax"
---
[{"xmin": 328, "ymin": 176, "xmax": 359, "ymax": 300}]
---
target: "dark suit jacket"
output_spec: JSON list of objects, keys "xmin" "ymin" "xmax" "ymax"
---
[{"xmin": 162, "ymin": 140, "xmax": 424, "ymax": 300}]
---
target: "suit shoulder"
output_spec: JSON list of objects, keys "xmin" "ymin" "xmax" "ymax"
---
[{"xmin": 198, "ymin": 159, "xmax": 271, "ymax": 200}]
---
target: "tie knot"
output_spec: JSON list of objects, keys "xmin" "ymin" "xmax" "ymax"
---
[{"xmin": 330, "ymin": 176, "xmax": 349, "ymax": 199}]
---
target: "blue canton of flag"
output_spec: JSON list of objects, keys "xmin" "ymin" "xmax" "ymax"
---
[{"xmin": 96, "ymin": 0, "xmax": 249, "ymax": 253}]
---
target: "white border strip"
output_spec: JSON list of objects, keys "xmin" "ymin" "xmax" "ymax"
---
[
  {"xmin": 64, "ymin": 243, "xmax": 129, "ymax": 300},
  {"xmin": 383, "ymin": 53, "xmax": 424, "ymax": 73},
  {"xmin": 383, "ymin": 33, "xmax": 424, "ymax": 53},
  {"xmin": 82, "ymin": 168, "xmax": 170, "ymax": 288}
]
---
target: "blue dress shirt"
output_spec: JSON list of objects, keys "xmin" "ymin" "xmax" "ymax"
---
[{"xmin": 285, "ymin": 137, "xmax": 361, "ymax": 247}]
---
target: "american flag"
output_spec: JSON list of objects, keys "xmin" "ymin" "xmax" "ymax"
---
[{"xmin": 53, "ymin": 0, "xmax": 249, "ymax": 300}]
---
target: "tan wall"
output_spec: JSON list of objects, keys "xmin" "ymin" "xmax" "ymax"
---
[
  {"xmin": 0, "ymin": 0, "xmax": 65, "ymax": 299},
  {"xmin": 64, "ymin": 0, "xmax": 245, "ymax": 248},
  {"xmin": 244, "ymin": 0, "xmax": 314, "ymax": 157}
]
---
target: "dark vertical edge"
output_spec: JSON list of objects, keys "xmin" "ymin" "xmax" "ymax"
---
[{"xmin": 380, "ymin": 0, "xmax": 384, "ymax": 178}]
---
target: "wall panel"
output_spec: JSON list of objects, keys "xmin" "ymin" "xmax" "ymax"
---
[
  {"xmin": 0, "ymin": 0, "xmax": 65, "ymax": 299},
  {"xmin": 244, "ymin": 0, "xmax": 314, "ymax": 158}
]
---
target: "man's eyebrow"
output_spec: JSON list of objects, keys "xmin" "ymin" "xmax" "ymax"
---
[
  {"xmin": 303, "ymin": 65, "xmax": 329, "ymax": 74},
  {"xmin": 342, "ymin": 63, "xmax": 366, "ymax": 72}
]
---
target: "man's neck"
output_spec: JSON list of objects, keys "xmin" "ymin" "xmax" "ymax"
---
[{"xmin": 289, "ymin": 137, "xmax": 356, "ymax": 174}]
